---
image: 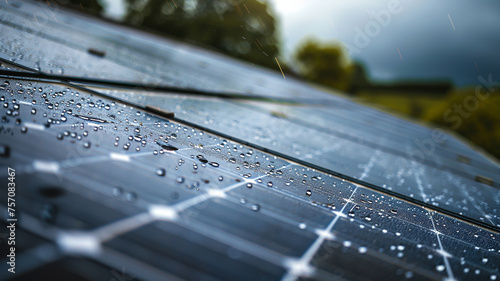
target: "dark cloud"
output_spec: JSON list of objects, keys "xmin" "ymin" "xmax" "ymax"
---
[{"xmin": 273, "ymin": 0, "xmax": 500, "ymax": 85}]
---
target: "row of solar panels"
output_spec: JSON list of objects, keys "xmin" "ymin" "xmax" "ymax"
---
[{"xmin": 0, "ymin": 1, "xmax": 498, "ymax": 280}]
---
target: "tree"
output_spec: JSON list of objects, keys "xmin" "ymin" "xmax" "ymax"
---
[
  {"xmin": 294, "ymin": 39, "xmax": 353, "ymax": 91},
  {"xmin": 44, "ymin": 0, "xmax": 103, "ymax": 16},
  {"xmin": 424, "ymin": 88, "xmax": 500, "ymax": 160},
  {"xmin": 125, "ymin": 0, "xmax": 280, "ymax": 68}
]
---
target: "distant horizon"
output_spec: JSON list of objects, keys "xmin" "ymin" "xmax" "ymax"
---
[{"xmin": 100, "ymin": 0, "xmax": 500, "ymax": 87}]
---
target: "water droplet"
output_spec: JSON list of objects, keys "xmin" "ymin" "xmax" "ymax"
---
[
  {"xmin": 126, "ymin": 192, "xmax": 137, "ymax": 202},
  {"xmin": 176, "ymin": 177, "xmax": 185, "ymax": 184},
  {"xmin": 436, "ymin": 265, "xmax": 445, "ymax": 272},
  {"xmin": 113, "ymin": 187, "xmax": 123, "ymax": 196},
  {"xmin": 156, "ymin": 168, "xmax": 166, "ymax": 176},
  {"xmin": 189, "ymin": 181, "xmax": 200, "ymax": 189},
  {"xmin": 218, "ymin": 176, "xmax": 223, "ymax": 181},
  {"xmin": 246, "ymin": 183, "xmax": 253, "ymax": 188},
  {"xmin": 306, "ymin": 190, "xmax": 312, "ymax": 196},
  {"xmin": 267, "ymin": 181, "xmax": 273, "ymax": 187},
  {"xmin": 83, "ymin": 142, "xmax": 91, "ymax": 149},
  {"xmin": 156, "ymin": 140, "xmax": 178, "ymax": 151},
  {"xmin": 20, "ymin": 126, "xmax": 27, "ymax": 133},
  {"xmin": 299, "ymin": 223, "xmax": 307, "ymax": 229},
  {"xmin": 251, "ymin": 204, "xmax": 260, "ymax": 211},
  {"xmin": 197, "ymin": 155, "xmax": 208, "ymax": 163},
  {"xmin": 209, "ymin": 162, "xmax": 219, "ymax": 167},
  {"xmin": 358, "ymin": 247, "xmax": 367, "ymax": 254}
]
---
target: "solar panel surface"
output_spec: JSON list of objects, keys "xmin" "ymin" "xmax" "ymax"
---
[{"xmin": 0, "ymin": 1, "xmax": 499, "ymax": 280}]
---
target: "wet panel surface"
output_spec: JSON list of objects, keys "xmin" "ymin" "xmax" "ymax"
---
[{"xmin": 0, "ymin": 2, "xmax": 499, "ymax": 281}]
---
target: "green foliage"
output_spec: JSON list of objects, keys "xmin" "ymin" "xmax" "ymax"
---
[
  {"xmin": 125, "ymin": 0, "xmax": 279, "ymax": 68},
  {"xmin": 294, "ymin": 39, "xmax": 353, "ymax": 91},
  {"xmin": 423, "ymin": 88, "xmax": 500, "ymax": 160},
  {"xmin": 54, "ymin": 0, "xmax": 104, "ymax": 16}
]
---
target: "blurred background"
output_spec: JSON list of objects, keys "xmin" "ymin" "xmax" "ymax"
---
[{"xmin": 49, "ymin": 0, "xmax": 500, "ymax": 160}]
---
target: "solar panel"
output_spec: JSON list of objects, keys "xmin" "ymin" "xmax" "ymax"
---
[{"xmin": 0, "ymin": 1, "xmax": 499, "ymax": 280}]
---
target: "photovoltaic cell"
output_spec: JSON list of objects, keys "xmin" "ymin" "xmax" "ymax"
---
[{"xmin": 0, "ymin": 1, "xmax": 498, "ymax": 281}]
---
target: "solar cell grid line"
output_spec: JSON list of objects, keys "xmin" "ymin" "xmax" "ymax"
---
[
  {"xmin": 308, "ymin": 190, "xmax": 495, "ymax": 280},
  {"xmin": 248, "ymin": 98, "xmax": 498, "ymax": 167},
  {"xmin": 281, "ymin": 186, "xmax": 359, "ymax": 281},
  {"xmin": 38, "ymin": 161, "xmax": 292, "ymax": 252},
  {"xmin": 1, "ymin": 52, "xmax": 498, "ymax": 187},
  {"xmin": 53, "ymin": 172, "xmax": 303, "ymax": 278},
  {"xmin": 430, "ymin": 214, "xmax": 500, "ymax": 277},
  {"xmin": 175, "ymin": 110, "xmax": 500, "ymax": 232},
  {"xmin": 0, "ymin": 77, "xmax": 496, "ymax": 278},
  {"xmin": 1, "ymin": 75, "xmax": 499, "ymax": 231},
  {"xmin": 177, "ymin": 95, "xmax": 500, "ymax": 182},
  {"xmin": 445, "ymin": 173, "xmax": 496, "ymax": 227},
  {"xmin": 224, "ymin": 182, "xmax": 335, "ymax": 230},
  {"xmin": 92, "ymin": 158, "xmax": 346, "ymax": 278},
  {"xmin": 0, "ymin": 183, "xmax": 291, "ymax": 279},
  {"xmin": 11, "ymin": 147, "xmax": 154, "ymax": 178},
  {"xmin": 1, "ymin": 3, "xmax": 500, "ymax": 280},
  {"xmin": 413, "ymin": 164, "xmax": 496, "ymax": 228},
  {"xmin": 275, "ymin": 106, "xmax": 495, "ymax": 175},
  {"xmin": 304, "ymin": 187, "xmax": 499, "ymax": 281},
  {"xmin": 358, "ymin": 150, "xmax": 381, "ymax": 181},
  {"xmin": 96, "ymin": 86, "xmax": 500, "ymax": 191},
  {"xmin": 429, "ymin": 213, "xmax": 457, "ymax": 281},
  {"xmin": 413, "ymin": 161, "xmax": 430, "ymax": 204}
]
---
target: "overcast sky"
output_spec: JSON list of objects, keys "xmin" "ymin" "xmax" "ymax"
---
[
  {"xmin": 101, "ymin": 0, "xmax": 500, "ymax": 86},
  {"xmin": 269, "ymin": 0, "xmax": 500, "ymax": 85}
]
